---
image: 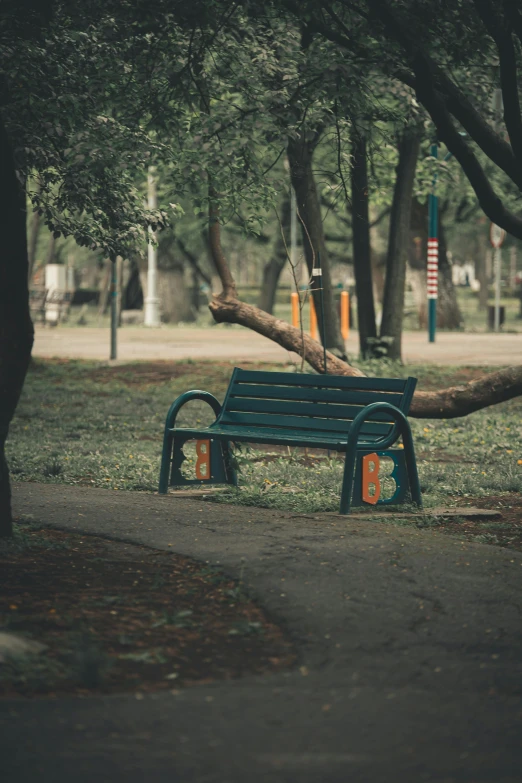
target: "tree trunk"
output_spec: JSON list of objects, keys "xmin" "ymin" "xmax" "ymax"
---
[
  {"xmin": 257, "ymin": 195, "xmax": 291, "ymax": 314},
  {"xmin": 437, "ymin": 219, "xmax": 463, "ymax": 329},
  {"xmin": 122, "ymin": 258, "xmax": 143, "ymax": 310},
  {"xmin": 138, "ymin": 262, "xmax": 195, "ymax": 323},
  {"xmin": 0, "ymin": 118, "xmax": 34, "ymax": 537},
  {"xmin": 98, "ymin": 259, "xmax": 111, "ymax": 316},
  {"xmin": 287, "ymin": 134, "xmax": 346, "ymax": 358},
  {"xmin": 27, "ymin": 208, "xmax": 41, "ymax": 280},
  {"xmin": 350, "ymin": 127, "xmax": 378, "ymax": 357},
  {"xmin": 45, "ymin": 232, "xmax": 56, "ymax": 266},
  {"xmin": 409, "ymin": 199, "xmax": 462, "ymax": 329},
  {"xmin": 380, "ymin": 128, "xmax": 421, "ymax": 360}
]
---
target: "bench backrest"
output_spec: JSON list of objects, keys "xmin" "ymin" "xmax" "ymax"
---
[{"xmin": 218, "ymin": 369, "xmax": 417, "ymax": 442}]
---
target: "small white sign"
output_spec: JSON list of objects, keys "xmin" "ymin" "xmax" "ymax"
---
[
  {"xmin": 490, "ymin": 223, "xmax": 506, "ymax": 248},
  {"xmin": 312, "ymin": 268, "xmax": 322, "ymax": 276}
]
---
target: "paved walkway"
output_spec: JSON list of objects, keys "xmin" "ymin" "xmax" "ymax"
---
[
  {"xmin": 4, "ymin": 482, "xmax": 522, "ymax": 782},
  {"xmin": 33, "ymin": 325, "xmax": 522, "ymax": 366}
]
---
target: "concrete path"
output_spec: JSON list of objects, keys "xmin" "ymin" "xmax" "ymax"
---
[
  {"xmin": 33, "ymin": 325, "xmax": 522, "ymax": 366},
  {"xmin": 5, "ymin": 482, "xmax": 522, "ymax": 783}
]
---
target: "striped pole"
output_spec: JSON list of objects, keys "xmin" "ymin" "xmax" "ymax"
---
[{"xmin": 427, "ymin": 142, "xmax": 439, "ymax": 342}]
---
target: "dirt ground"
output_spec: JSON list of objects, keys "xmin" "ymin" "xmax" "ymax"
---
[{"xmin": 0, "ymin": 526, "xmax": 296, "ymax": 698}]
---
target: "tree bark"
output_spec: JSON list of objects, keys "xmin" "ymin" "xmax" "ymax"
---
[
  {"xmin": 380, "ymin": 128, "xmax": 421, "ymax": 360},
  {"xmin": 45, "ymin": 232, "xmax": 56, "ymax": 266},
  {"xmin": 209, "ymin": 179, "xmax": 236, "ymax": 301},
  {"xmin": 350, "ymin": 127, "xmax": 378, "ymax": 356},
  {"xmin": 27, "ymin": 207, "xmax": 41, "ymax": 280},
  {"xmin": 437, "ymin": 218, "xmax": 463, "ymax": 329},
  {"xmin": 138, "ymin": 261, "xmax": 195, "ymax": 324},
  {"xmin": 257, "ymin": 195, "xmax": 291, "ymax": 314},
  {"xmin": 0, "ymin": 118, "xmax": 34, "ymax": 537},
  {"xmin": 409, "ymin": 366, "xmax": 522, "ymax": 418},
  {"xmin": 209, "ymin": 295, "xmax": 363, "ymax": 377},
  {"xmin": 287, "ymin": 134, "xmax": 346, "ymax": 357}
]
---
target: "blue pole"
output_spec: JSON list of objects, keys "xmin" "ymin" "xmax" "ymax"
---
[{"xmin": 427, "ymin": 143, "xmax": 439, "ymax": 343}]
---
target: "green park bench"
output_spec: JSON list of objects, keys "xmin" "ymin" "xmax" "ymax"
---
[{"xmin": 158, "ymin": 368, "xmax": 422, "ymax": 514}]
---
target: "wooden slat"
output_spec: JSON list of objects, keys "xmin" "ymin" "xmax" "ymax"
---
[
  {"xmin": 234, "ymin": 369, "xmax": 408, "ymax": 393},
  {"xmin": 229, "ymin": 383, "xmax": 404, "ymax": 408},
  {"xmin": 224, "ymin": 397, "xmax": 397, "ymax": 422},
  {"xmin": 221, "ymin": 411, "xmax": 392, "ymax": 436}
]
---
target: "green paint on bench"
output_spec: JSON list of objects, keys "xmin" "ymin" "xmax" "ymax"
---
[{"xmin": 158, "ymin": 368, "xmax": 422, "ymax": 514}]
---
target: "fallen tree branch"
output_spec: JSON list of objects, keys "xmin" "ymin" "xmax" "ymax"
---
[
  {"xmin": 206, "ymin": 172, "xmax": 522, "ymax": 420},
  {"xmin": 209, "ymin": 295, "xmax": 364, "ymax": 377},
  {"xmin": 209, "ymin": 294, "xmax": 522, "ymax": 418},
  {"xmin": 410, "ymin": 366, "xmax": 522, "ymax": 418}
]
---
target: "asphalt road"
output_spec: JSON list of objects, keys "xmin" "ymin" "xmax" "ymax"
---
[
  {"xmin": 5, "ymin": 482, "xmax": 522, "ymax": 783},
  {"xmin": 33, "ymin": 325, "xmax": 522, "ymax": 366}
]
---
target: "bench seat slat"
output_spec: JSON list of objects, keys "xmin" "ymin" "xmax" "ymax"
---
[
  {"xmin": 218, "ymin": 411, "xmax": 392, "ymax": 436},
  {"xmin": 229, "ymin": 384, "xmax": 404, "ymax": 408},
  {"xmin": 171, "ymin": 425, "xmax": 385, "ymax": 450},
  {"xmin": 234, "ymin": 370, "xmax": 408, "ymax": 393},
  {"xmin": 224, "ymin": 396, "xmax": 398, "ymax": 422}
]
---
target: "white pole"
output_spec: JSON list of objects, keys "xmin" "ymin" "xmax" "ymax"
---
[
  {"xmin": 290, "ymin": 186, "xmax": 298, "ymax": 286},
  {"xmin": 144, "ymin": 167, "xmax": 161, "ymax": 327},
  {"xmin": 494, "ymin": 246, "xmax": 501, "ymax": 332}
]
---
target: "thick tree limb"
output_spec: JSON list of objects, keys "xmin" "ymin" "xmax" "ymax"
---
[
  {"xmin": 210, "ymin": 293, "xmax": 522, "ymax": 419},
  {"xmin": 209, "ymin": 295, "xmax": 364, "ymax": 376},
  {"xmin": 410, "ymin": 366, "xmax": 522, "ymax": 418},
  {"xmin": 473, "ymin": 0, "xmax": 522, "ymax": 164},
  {"xmin": 366, "ymin": 0, "xmax": 522, "ymax": 188},
  {"xmin": 208, "ymin": 179, "xmax": 236, "ymax": 300}
]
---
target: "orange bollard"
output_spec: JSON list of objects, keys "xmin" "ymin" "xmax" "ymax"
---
[
  {"xmin": 310, "ymin": 296, "xmax": 318, "ymax": 341},
  {"xmin": 291, "ymin": 292, "xmax": 299, "ymax": 329},
  {"xmin": 341, "ymin": 291, "xmax": 349, "ymax": 341}
]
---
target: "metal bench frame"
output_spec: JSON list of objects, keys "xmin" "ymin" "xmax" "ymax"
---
[{"xmin": 159, "ymin": 368, "xmax": 422, "ymax": 514}]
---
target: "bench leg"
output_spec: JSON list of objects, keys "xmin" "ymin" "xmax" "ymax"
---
[
  {"xmin": 222, "ymin": 441, "xmax": 238, "ymax": 487},
  {"xmin": 402, "ymin": 427, "xmax": 422, "ymax": 508},
  {"xmin": 158, "ymin": 428, "xmax": 173, "ymax": 494},
  {"xmin": 339, "ymin": 443, "xmax": 358, "ymax": 514}
]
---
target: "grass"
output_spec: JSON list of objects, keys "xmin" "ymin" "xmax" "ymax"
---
[{"xmin": 6, "ymin": 358, "xmax": 522, "ymax": 516}]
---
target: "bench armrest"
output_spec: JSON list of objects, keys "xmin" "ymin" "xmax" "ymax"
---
[
  {"xmin": 164, "ymin": 390, "xmax": 222, "ymax": 431},
  {"xmin": 349, "ymin": 401, "xmax": 410, "ymax": 451}
]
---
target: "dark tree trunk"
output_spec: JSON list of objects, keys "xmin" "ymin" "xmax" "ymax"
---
[
  {"xmin": 0, "ymin": 118, "xmax": 34, "ymax": 537},
  {"xmin": 380, "ymin": 128, "xmax": 421, "ymax": 360},
  {"xmin": 350, "ymin": 127, "xmax": 378, "ymax": 357},
  {"xmin": 258, "ymin": 195, "xmax": 291, "ymax": 314},
  {"xmin": 45, "ymin": 232, "xmax": 56, "ymax": 265},
  {"xmin": 437, "ymin": 218, "xmax": 463, "ymax": 329},
  {"xmin": 287, "ymin": 134, "xmax": 346, "ymax": 358},
  {"xmin": 27, "ymin": 208, "xmax": 41, "ymax": 280},
  {"xmin": 122, "ymin": 258, "xmax": 143, "ymax": 310}
]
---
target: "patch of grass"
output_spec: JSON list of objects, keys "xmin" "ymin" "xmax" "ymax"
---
[{"xmin": 7, "ymin": 359, "xmax": 522, "ymax": 515}]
